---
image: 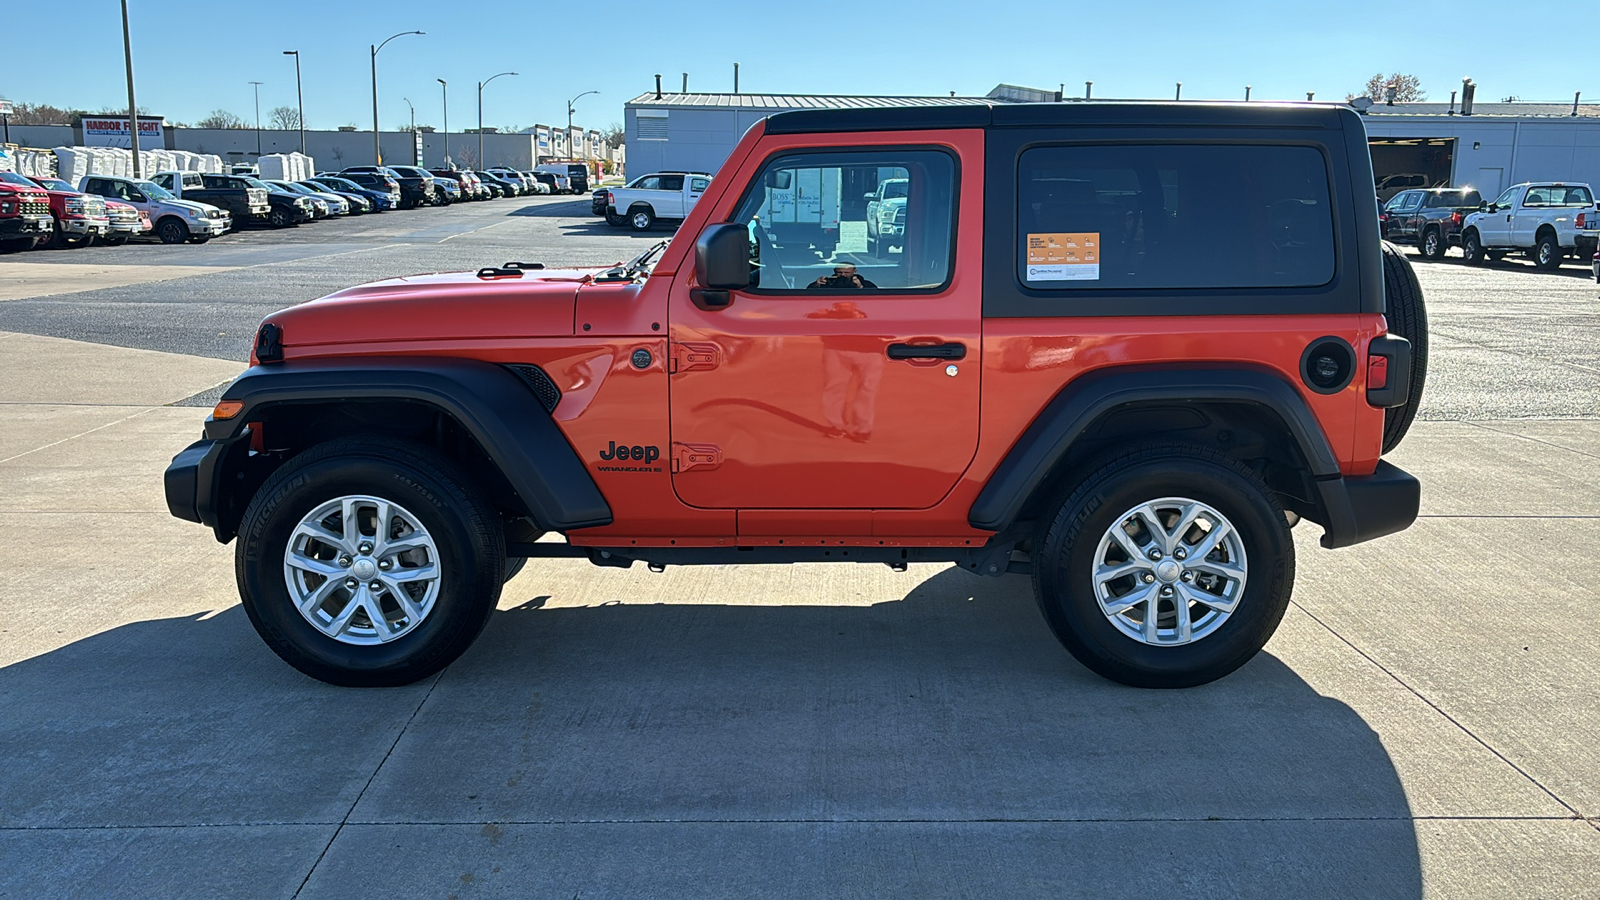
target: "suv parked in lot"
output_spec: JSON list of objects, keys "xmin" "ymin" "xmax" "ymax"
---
[
  {"xmin": 335, "ymin": 171, "xmax": 403, "ymax": 209},
  {"xmin": 0, "ymin": 173, "xmax": 110, "ymax": 249},
  {"xmin": 1381, "ymin": 187, "xmax": 1482, "ymax": 259},
  {"xmin": 79, "ymin": 175, "xmax": 230, "ymax": 244},
  {"xmin": 166, "ymin": 102, "xmax": 1424, "ymax": 691},
  {"xmin": 343, "ymin": 166, "xmax": 432, "ymax": 209},
  {"xmin": 607, "ymin": 171, "xmax": 711, "ymax": 230},
  {"xmin": 1461, "ymin": 182, "xmax": 1600, "ymax": 269}
]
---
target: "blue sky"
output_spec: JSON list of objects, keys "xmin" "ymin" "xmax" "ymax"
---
[{"xmin": 2, "ymin": 0, "xmax": 1586, "ymax": 132}]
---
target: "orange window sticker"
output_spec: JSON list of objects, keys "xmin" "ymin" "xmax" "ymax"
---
[{"xmin": 1025, "ymin": 232, "xmax": 1100, "ymax": 281}]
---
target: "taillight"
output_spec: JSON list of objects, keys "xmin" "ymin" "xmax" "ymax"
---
[
  {"xmin": 1451, "ymin": 211, "xmax": 1462, "ymax": 226},
  {"xmin": 1578, "ymin": 212, "xmax": 1588, "ymax": 229}
]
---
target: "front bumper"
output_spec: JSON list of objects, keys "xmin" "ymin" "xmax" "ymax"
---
[
  {"xmin": 191, "ymin": 216, "xmax": 230, "ymax": 236},
  {"xmin": 1, "ymin": 214, "xmax": 53, "ymax": 236},
  {"xmin": 1315, "ymin": 461, "xmax": 1421, "ymax": 549},
  {"xmin": 165, "ymin": 433, "xmax": 252, "ymax": 541},
  {"xmin": 59, "ymin": 216, "xmax": 112, "ymax": 237}
]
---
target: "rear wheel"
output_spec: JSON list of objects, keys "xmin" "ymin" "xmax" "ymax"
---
[
  {"xmin": 1420, "ymin": 228, "xmax": 1446, "ymax": 260},
  {"xmin": 1461, "ymin": 229, "xmax": 1485, "ymax": 264},
  {"xmin": 235, "ymin": 439, "xmax": 505, "ymax": 686},
  {"xmin": 629, "ymin": 207, "xmax": 655, "ymax": 231},
  {"xmin": 1032, "ymin": 444, "xmax": 1294, "ymax": 689},
  {"xmin": 1534, "ymin": 233, "xmax": 1562, "ymax": 270},
  {"xmin": 1380, "ymin": 241, "xmax": 1428, "ymax": 453},
  {"xmin": 157, "ymin": 218, "xmax": 189, "ymax": 244}
]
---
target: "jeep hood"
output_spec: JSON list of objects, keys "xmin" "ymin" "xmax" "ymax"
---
[{"xmin": 265, "ymin": 268, "xmax": 602, "ymax": 353}]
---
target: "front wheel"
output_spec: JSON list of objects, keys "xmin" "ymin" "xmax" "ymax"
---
[
  {"xmin": 157, "ymin": 218, "xmax": 189, "ymax": 244},
  {"xmin": 103, "ymin": 235, "xmax": 129, "ymax": 246},
  {"xmin": 1032, "ymin": 444, "xmax": 1294, "ymax": 688},
  {"xmin": 1461, "ymin": 229, "xmax": 1485, "ymax": 264},
  {"xmin": 269, "ymin": 207, "xmax": 291, "ymax": 228},
  {"xmin": 235, "ymin": 439, "xmax": 505, "ymax": 686}
]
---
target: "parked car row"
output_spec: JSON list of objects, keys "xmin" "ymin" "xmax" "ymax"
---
[
  {"xmin": 1381, "ymin": 181, "xmax": 1600, "ymax": 272},
  {"xmin": 0, "ymin": 163, "xmax": 566, "ymax": 252}
]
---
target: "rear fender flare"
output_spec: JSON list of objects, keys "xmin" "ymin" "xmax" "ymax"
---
[{"xmin": 968, "ymin": 366, "xmax": 1339, "ymax": 532}]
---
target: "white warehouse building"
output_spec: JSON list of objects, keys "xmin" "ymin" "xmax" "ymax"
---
[{"xmin": 624, "ymin": 87, "xmax": 1600, "ymax": 196}]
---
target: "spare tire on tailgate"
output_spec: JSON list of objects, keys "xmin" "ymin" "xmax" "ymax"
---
[{"xmin": 1380, "ymin": 241, "xmax": 1428, "ymax": 453}]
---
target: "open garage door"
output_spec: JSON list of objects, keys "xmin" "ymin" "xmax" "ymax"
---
[{"xmin": 1369, "ymin": 138, "xmax": 1456, "ymax": 201}]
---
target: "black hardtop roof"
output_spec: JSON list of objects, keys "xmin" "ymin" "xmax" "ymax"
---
[{"xmin": 764, "ymin": 101, "xmax": 1353, "ymax": 135}]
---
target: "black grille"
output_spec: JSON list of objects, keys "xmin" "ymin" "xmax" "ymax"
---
[{"xmin": 505, "ymin": 364, "xmax": 560, "ymax": 412}]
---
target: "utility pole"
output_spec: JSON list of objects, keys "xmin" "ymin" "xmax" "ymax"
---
[
  {"xmin": 371, "ymin": 31, "xmax": 424, "ymax": 165},
  {"xmin": 437, "ymin": 79, "xmax": 448, "ymax": 167},
  {"xmin": 478, "ymin": 71, "xmax": 516, "ymax": 169},
  {"xmin": 120, "ymin": 0, "xmax": 141, "ymax": 178},
  {"xmin": 249, "ymin": 81, "xmax": 263, "ymax": 157},
  {"xmin": 283, "ymin": 50, "xmax": 304, "ymax": 154},
  {"xmin": 403, "ymin": 97, "xmax": 415, "ymax": 166}
]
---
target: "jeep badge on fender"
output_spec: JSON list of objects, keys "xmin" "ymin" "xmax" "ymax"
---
[{"xmin": 164, "ymin": 100, "xmax": 1423, "ymax": 690}]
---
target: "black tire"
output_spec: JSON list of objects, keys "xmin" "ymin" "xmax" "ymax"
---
[
  {"xmin": 1032, "ymin": 443, "xmax": 1295, "ymax": 689},
  {"xmin": 1379, "ymin": 241, "xmax": 1428, "ymax": 453},
  {"xmin": 157, "ymin": 218, "xmax": 189, "ymax": 244},
  {"xmin": 629, "ymin": 206, "xmax": 655, "ymax": 231},
  {"xmin": 103, "ymin": 235, "xmax": 129, "ymax": 246},
  {"xmin": 269, "ymin": 207, "xmax": 291, "ymax": 228},
  {"xmin": 188, "ymin": 235, "xmax": 212, "ymax": 244},
  {"xmin": 1534, "ymin": 233, "xmax": 1562, "ymax": 270},
  {"xmin": 605, "ymin": 212, "xmax": 627, "ymax": 227},
  {"xmin": 235, "ymin": 439, "xmax": 505, "ymax": 687},
  {"xmin": 502, "ymin": 557, "xmax": 528, "ymax": 584},
  {"xmin": 1420, "ymin": 228, "xmax": 1446, "ymax": 260},
  {"xmin": 1461, "ymin": 229, "xmax": 1485, "ymax": 264}
]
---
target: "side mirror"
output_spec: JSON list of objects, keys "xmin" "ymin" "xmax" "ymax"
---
[
  {"xmin": 864, "ymin": 193, "xmax": 875, "ymax": 201},
  {"xmin": 696, "ymin": 223, "xmax": 751, "ymax": 291},
  {"xmin": 1479, "ymin": 202, "xmax": 1490, "ymax": 212},
  {"xmin": 764, "ymin": 170, "xmax": 792, "ymax": 190}
]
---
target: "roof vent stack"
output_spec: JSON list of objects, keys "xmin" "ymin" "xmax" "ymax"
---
[
  {"xmin": 654, "ymin": 75, "xmax": 662, "ymax": 100},
  {"xmin": 1461, "ymin": 79, "xmax": 1475, "ymax": 116},
  {"xmin": 1575, "ymin": 91, "xmax": 1582, "ymax": 116},
  {"xmin": 1245, "ymin": 85, "xmax": 1252, "ymax": 101},
  {"xmin": 1449, "ymin": 90, "xmax": 1457, "ymax": 115},
  {"xmin": 734, "ymin": 63, "xmax": 740, "ymax": 95},
  {"xmin": 1085, "ymin": 81, "xmax": 1093, "ymax": 100},
  {"xmin": 682, "ymin": 73, "xmax": 688, "ymax": 93},
  {"xmin": 1175, "ymin": 82, "xmax": 1182, "ymax": 101},
  {"xmin": 1385, "ymin": 84, "xmax": 1397, "ymax": 106},
  {"xmin": 1306, "ymin": 92, "xmax": 1315, "ymax": 101}
]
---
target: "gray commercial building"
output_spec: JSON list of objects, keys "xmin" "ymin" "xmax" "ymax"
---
[{"xmin": 624, "ymin": 86, "xmax": 1600, "ymax": 195}]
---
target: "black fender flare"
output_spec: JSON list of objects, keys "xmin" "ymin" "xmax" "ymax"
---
[
  {"xmin": 207, "ymin": 357, "xmax": 612, "ymax": 532},
  {"xmin": 967, "ymin": 366, "xmax": 1340, "ymax": 532}
]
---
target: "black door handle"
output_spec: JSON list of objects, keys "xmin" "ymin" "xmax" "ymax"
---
[{"xmin": 887, "ymin": 342, "xmax": 966, "ymax": 360}]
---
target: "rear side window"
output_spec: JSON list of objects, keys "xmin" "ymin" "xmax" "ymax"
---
[
  {"xmin": 1017, "ymin": 144, "xmax": 1335, "ymax": 290},
  {"xmin": 1525, "ymin": 185, "xmax": 1594, "ymax": 207}
]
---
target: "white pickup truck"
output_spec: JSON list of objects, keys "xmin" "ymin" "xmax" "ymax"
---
[
  {"xmin": 1461, "ymin": 182, "xmax": 1600, "ymax": 269},
  {"xmin": 607, "ymin": 172, "xmax": 711, "ymax": 231}
]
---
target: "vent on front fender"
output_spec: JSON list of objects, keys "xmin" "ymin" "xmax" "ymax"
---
[{"xmin": 505, "ymin": 364, "xmax": 560, "ymax": 413}]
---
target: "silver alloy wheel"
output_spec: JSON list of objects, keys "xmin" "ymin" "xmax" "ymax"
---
[
  {"xmin": 1424, "ymin": 232, "xmax": 1440, "ymax": 256},
  {"xmin": 1090, "ymin": 496, "xmax": 1248, "ymax": 646},
  {"xmin": 1538, "ymin": 241, "xmax": 1555, "ymax": 266},
  {"xmin": 632, "ymin": 211, "xmax": 651, "ymax": 229},
  {"xmin": 283, "ymin": 494, "xmax": 442, "ymax": 646}
]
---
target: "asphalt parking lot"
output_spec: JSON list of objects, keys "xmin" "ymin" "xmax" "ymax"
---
[{"xmin": 1, "ymin": 198, "xmax": 1597, "ymax": 898}]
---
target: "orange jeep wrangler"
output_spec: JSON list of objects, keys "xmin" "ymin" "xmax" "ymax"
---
[{"xmin": 166, "ymin": 102, "xmax": 1425, "ymax": 689}]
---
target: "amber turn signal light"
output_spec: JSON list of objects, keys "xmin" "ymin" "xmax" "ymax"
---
[{"xmin": 211, "ymin": 400, "xmax": 245, "ymax": 420}]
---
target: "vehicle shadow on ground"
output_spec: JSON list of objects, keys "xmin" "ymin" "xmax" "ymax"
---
[
  {"xmin": 1410, "ymin": 254, "xmax": 1597, "ymax": 278},
  {"xmin": 504, "ymin": 201, "xmax": 597, "ymax": 218},
  {"xmin": 0, "ymin": 566, "xmax": 1422, "ymax": 897}
]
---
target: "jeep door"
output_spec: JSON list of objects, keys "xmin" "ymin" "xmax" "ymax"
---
[{"xmin": 667, "ymin": 134, "xmax": 982, "ymax": 511}]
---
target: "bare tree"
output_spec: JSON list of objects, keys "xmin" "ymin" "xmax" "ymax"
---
[
  {"xmin": 601, "ymin": 122, "xmax": 624, "ymax": 147},
  {"xmin": 454, "ymin": 145, "xmax": 478, "ymax": 169},
  {"xmin": 196, "ymin": 109, "xmax": 247, "ymax": 129},
  {"xmin": 1349, "ymin": 73, "xmax": 1426, "ymax": 104},
  {"xmin": 7, "ymin": 103, "xmax": 86, "ymax": 125},
  {"xmin": 268, "ymin": 106, "xmax": 301, "ymax": 130},
  {"xmin": 330, "ymin": 146, "xmax": 345, "ymax": 162}
]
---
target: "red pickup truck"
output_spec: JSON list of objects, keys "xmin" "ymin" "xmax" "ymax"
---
[
  {"xmin": 0, "ymin": 176, "xmax": 52, "ymax": 251},
  {"xmin": 0, "ymin": 173, "xmax": 111, "ymax": 249}
]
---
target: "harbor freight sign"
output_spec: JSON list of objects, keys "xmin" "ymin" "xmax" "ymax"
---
[{"xmin": 79, "ymin": 116, "xmax": 164, "ymax": 147}]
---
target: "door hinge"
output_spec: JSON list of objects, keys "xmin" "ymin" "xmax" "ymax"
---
[
  {"xmin": 671, "ymin": 442, "xmax": 723, "ymax": 473},
  {"xmin": 669, "ymin": 341, "xmax": 721, "ymax": 373}
]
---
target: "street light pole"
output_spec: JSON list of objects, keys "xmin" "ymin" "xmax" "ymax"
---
[
  {"xmin": 477, "ymin": 71, "xmax": 516, "ymax": 169},
  {"xmin": 437, "ymin": 79, "xmax": 448, "ymax": 167},
  {"xmin": 120, "ymin": 0, "xmax": 141, "ymax": 178},
  {"xmin": 248, "ymin": 81, "xmax": 263, "ymax": 157},
  {"xmin": 567, "ymin": 90, "xmax": 598, "ymax": 162},
  {"xmin": 283, "ymin": 50, "xmax": 304, "ymax": 154},
  {"xmin": 403, "ymin": 97, "xmax": 415, "ymax": 166},
  {"xmin": 371, "ymin": 30, "xmax": 424, "ymax": 165}
]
